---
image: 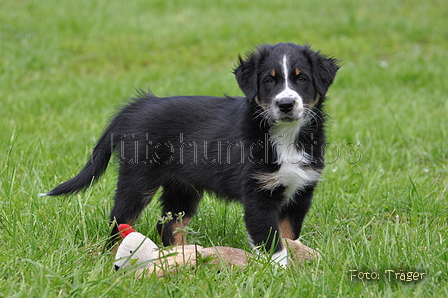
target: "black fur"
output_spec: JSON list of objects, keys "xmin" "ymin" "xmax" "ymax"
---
[{"xmin": 45, "ymin": 43, "xmax": 339, "ymax": 257}]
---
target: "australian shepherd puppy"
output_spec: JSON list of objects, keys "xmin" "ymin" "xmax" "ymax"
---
[{"xmin": 44, "ymin": 43, "xmax": 339, "ymax": 266}]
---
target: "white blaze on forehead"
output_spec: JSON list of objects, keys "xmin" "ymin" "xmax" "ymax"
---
[
  {"xmin": 275, "ymin": 55, "xmax": 303, "ymax": 108},
  {"xmin": 282, "ymin": 55, "xmax": 290, "ymax": 88}
]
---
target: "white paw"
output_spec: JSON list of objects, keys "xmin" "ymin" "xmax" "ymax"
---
[{"xmin": 272, "ymin": 248, "xmax": 288, "ymax": 267}]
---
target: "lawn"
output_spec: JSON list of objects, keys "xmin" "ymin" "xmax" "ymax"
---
[{"xmin": 1, "ymin": 0, "xmax": 447, "ymax": 296}]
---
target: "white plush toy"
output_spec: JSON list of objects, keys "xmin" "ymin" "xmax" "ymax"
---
[
  {"xmin": 114, "ymin": 224, "xmax": 158, "ymax": 270},
  {"xmin": 114, "ymin": 223, "xmax": 320, "ymax": 277},
  {"xmin": 114, "ymin": 223, "xmax": 249, "ymax": 276}
]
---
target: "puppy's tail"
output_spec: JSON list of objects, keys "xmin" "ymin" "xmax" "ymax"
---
[{"xmin": 42, "ymin": 124, "xmax": 116, "ymax": 197}]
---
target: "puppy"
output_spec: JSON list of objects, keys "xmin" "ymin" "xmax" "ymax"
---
[{"xmin": 44, "ymin": 43, "xmax": 339, "ymax": 266}]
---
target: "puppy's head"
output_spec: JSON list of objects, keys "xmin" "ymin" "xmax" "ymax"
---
[{"xmin": 234, "ymin": 43, "xmax": 339, "ymax": 123}]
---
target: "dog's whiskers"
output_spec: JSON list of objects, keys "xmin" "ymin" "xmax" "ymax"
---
[
  {"xmin": 304, "ymin": 107, "xmax": 323, "ymax": 126},
  {"xmin": 253, "ymin": 108, "xmax": 274, "ymax": 129}
]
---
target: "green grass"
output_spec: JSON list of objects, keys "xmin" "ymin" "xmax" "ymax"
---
[{"xmin": 1, "ymin": 0, "xmax": 447, "ymax": 296}]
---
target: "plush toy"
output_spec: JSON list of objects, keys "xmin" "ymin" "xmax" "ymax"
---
[
  {"xmin": 114, "ymin": 224, "xmax": 159, "ymax": 270},
  {"xmin": 114, "ymin": 224, "xmax": 320, "ymax": 277}
]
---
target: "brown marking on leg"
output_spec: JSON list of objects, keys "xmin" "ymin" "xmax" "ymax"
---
[
  {"xmin": 125, "ymin": 219, "xmax": 136, "ymax": 226},
  {"xmin": 172, "ymin": 217, "xmax": 191, "ymax": 245},
  {"xmin": 280, "ymin": 217, "xmax": 295, "ymax": 239}
]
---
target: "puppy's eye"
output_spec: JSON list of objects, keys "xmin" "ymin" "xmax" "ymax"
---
[
  {"xmin": 265, "ymin": 77, "xmax": 275, "ymax": 85},
  {"xmin": 297, "ymin": 76, "xmax": 306, "ymax": 83}
]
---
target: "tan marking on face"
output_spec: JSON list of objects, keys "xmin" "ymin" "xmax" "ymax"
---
[
  {"xmin": 295, "ymin": 68, "xmax": 301, "ymax": 76},
  {"xmin": 270, "ymin": 69, "xmax": 276, "ymax": 77},
  {"xmin": 307, "ymin": 93, "xmax": 320, "ymax": 109},
  {"xmin": 255, "ymin": 95, "xmax": 269, "ymax": 110},
  {"xmin": 172, "ymin": 217, "xmax": 191, "ymax": 245},
  {"xmin": 280, "ymin": 217, "xmax": 295, "ymax": 239}
]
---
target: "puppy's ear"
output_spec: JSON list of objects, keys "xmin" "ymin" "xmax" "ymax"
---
[
  {"xmin": 234, "ymin": 45, "xmax": 271, "ymax": 101},
  {"xmin": 234, "ymin": 53, "xmax": 259, "ymax": 101},
  {"xmin": 311, "ymin": 51, "xmax": 340, "ymax": 99}
]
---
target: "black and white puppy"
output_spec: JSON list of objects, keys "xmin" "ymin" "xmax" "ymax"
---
[{"xmin": 44, "ymin": 43, "xmax": 339, "ymax": 266}]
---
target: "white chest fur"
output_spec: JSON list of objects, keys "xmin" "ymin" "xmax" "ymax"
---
[{"xmin": 256, "ymin": 121, "xmax": 321, "ymax": 201}]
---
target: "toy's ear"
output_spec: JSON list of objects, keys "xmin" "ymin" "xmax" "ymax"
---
[
  {"xmin": 118, "ymin": 224, "xmax": 134, "ymax": 238},
  {"xmin": 310, "ymin": 50, "xmax": 340, "ymax": 99},
  {"xmin": 233, "ymin": 45, "xmax": 271, "ymax": 102}
]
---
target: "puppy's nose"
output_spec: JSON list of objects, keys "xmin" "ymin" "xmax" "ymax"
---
[
  {"xmin": 277, "ymin": 100, "xmax": 295, "ymax": 113},
  {"xmin": 114, "ymin": 265, "xmax": 120, "ymax": 271}
]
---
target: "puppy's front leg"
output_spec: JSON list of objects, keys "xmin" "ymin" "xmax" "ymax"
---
[{"xmin": 243, "ymin": 198, "xmax": 288, "ymax": 266}]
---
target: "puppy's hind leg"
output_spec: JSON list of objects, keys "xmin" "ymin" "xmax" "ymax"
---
[
  {"xmin": 107, "ymin": 168, "xmax": 159, "ymax": 249},
  {"xmin": 157, "ymin": 180, "xmax": 203, "ymax": 246}
]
